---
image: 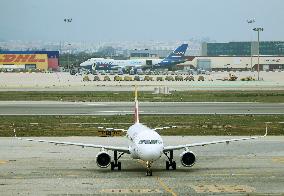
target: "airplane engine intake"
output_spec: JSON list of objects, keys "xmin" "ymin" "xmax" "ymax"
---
[
  {"xmin": 96, "ymin": 152, "xmax": 111, "ymax": 168},
  {"xmin": 180, "ymin": 151, "xmax": 196, "ymax": 167}
]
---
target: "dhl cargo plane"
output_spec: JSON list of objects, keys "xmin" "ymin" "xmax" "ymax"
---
[{"xmin": 14, "ymin": 87, "xmax": 268, "ymax": 176}]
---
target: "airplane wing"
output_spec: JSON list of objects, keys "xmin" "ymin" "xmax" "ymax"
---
[
  {"xmin": 111, "ymin": 65, "xmax": 143, "ymax": 69},
  {"xmin": 153, "ymin": 126, "xmax": 177, "ymax": 131},
  {"xmin": 14, "ymin": 130, "xmax": 130, "ymax": 154},
  {"xmin": 97, "ymin": 126, "xmax": 127, "ymax": 132},
  {"xmin": 163, "ymin": 125, "xmax": 268, "ymax": 152}
]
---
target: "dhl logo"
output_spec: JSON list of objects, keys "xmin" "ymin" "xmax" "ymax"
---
[{"xmin": 0, "ymin": 54, "xmax": 46, "ymax": 63}]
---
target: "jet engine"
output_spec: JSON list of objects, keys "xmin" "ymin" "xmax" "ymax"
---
[
  {"xmin": 180, "ymin": 151, "xmax": 196, "ymax": 167},
  {"xmin": 96, "ymin": 152, "xmax": 111, "ymax": 168}
]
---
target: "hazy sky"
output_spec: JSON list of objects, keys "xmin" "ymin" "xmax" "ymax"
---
[{"xmin": 1, "ymin": 0, "xmax": 284, "ymax": 42}]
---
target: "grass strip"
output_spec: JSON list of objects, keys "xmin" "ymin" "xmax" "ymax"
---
[
  {"xmin": 0, "ymin": 91, "xmax": 284, "ymax": 102},
  {"xmin": 0, "ymin": 114, "xmax": 283, "ymax": 137}
]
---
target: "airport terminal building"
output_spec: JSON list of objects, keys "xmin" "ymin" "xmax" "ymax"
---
[
  {"xmin": 0, "ymin": 51, "xmax": 59, "ymax": 71},
  {"xmin": 201, "ymin": 41, "xmax": 284, "ymax": 56},
  {"xmin": 180, "ymin": 41, "xmax": 284, "ymax": 71}
]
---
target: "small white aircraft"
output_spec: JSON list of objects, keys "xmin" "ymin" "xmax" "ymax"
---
[{"xmin": 14, "ymin": 87, "xmax": 268, "ymax": 176}]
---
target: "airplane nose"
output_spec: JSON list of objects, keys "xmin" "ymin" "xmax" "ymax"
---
[{"xmin": 139, "ymin": 145, "xmax": 162, "ymax": 161}]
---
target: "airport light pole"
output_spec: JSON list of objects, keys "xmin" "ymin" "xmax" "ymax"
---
[
  {"xmin": 247, "ymin": 18, "xmax": 255, "ymax": 71},
  {"xmin": 64, "ymin": 18, "xmax": 72, "ymax": 70},
  {"xmin": 253, "ymin": 27, "xmax": 264, "ymax": 80},
  {"xmin": 67, "ymin": 43, "xmax": 71, "ymax": 70}
]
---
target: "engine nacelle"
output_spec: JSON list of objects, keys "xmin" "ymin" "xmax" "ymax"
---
[
  {"xmin": 180, "ymin": 151, "xmax": 196, "ymax": 167},
  {"xmin": 96, "ymin": 151, "xmax": 111, "ymax": 168}
]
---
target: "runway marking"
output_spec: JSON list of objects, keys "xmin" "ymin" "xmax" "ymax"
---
[
  {"xmin": 136, "ymin": 161, "xmax": 177, "ymax": 195},
  {"xmin": 191, "ymin": 184, "xmax": 255, "ymax": 193},
  {"xmin": 156, "ymin": 177, "xmax": 177, "ymax": 196},
  {"xmin": 0, "ymin": 160, "xmax": 7, "ymax": 164},
  {"xmin": 272, "ymin": 157, "xmax": 284, "ymax": 163},
  {"xmin": 100, "ymin": 189, "xmax": 161, "ymax": 194},
  {"xmin": 198, "ymin": 173, "xmax": 254, "ymax": 176},
  {"xmin": 86, "ymin": 103, "xmax": 106, "ymax": 106},
  {"xmin": 98, "ymin": 111, "xmax": 135, "ymax": 113},
  {"xmin": 66, "ymin": 174, "xmax": 78, "ymax": 177}
]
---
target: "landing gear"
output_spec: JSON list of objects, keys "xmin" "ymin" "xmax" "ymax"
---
[
  {"xmin": 164, "ymin": 150, "xmax": 176, "ymax": 170},
  {"xmin": 111, "ymin": 151, "xmax": 124, "ymax": 171},
  {"xmin": 146, "ymin": 161, "xmax": 153, "ymax": 176}
]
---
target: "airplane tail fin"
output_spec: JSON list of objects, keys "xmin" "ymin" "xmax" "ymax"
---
[
  {"xmin": 134, "ymin": 85, "xmax": 139, "ymax": 123},
  {"xmin": 164, "ymin": 44, "xmax": 188, "ymax": 61},
  {"xmin": 158, "ymin": 44, "xmax": 188, "ymax": 67}
]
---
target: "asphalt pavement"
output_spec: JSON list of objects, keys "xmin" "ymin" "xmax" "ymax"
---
[
  {"xmin": 0, "ymin": 101, "xmax": 284, "ymax": 115},
  {"xmin": 0, "ymin": 136, "xmax": 283, "ymax": 195}
]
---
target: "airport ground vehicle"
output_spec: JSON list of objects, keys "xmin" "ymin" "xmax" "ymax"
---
[
  {"xmin": 70, "ymin": 69, "xmax": 77, "ymax": 75},
  {"xmin": 98, "ymin": 130, "xmax": 123, "ymax": 137},
  {"xmin": 175, "ymin": 75, "xmax": 183, "ymax": 81},
  {"xmin": 198, "ymin": 75, "xmax": 205, "ymax": 81},
  {"xmin": 124, "ymin": 76, "xmax": 133, "ymax": 81},
  {"xmin": 134, "ymin": 76, "xmax": 143, "ymax": 81},
  {"xmin": 165, "ymin": 76, "xmax": 175, "ymax": 81},
  {"xmin": 241, "ymin": 76, "xmax": 255, "ymax": 81},
  {"xmin": 114, "ymin": 76, "xmax": 123, "ymax": 81},
  {"xmin": 83, "ymin": 75, "xmax": 91, "ymax": 81},
  {"xmin": 156, "ymin": 76, "xmax": 164, "ymax": 81},
  {"xmin": 103, "ymin": 76, "xmax": 111, "ymax": 81},
  {"xmin": 223, "ymin": 73, "xmax": 238, "ymax": 81},
  {"xmin": 185, "ymin": 75, "xmax": 194, "ymax": 81},
  {"xmin": 144, "ymin": 76, "xmax": 153, "ymax": 81},
  {"xmin": 93, "ymin": 76, "xmax": 101, "ymax": 81}
]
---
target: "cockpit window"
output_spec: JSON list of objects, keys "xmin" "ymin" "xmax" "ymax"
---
[{"xmin": 138, "ymin": 140, "xmax": 162, "ymax": 144}]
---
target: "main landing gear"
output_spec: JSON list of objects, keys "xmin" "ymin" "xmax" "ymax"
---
[
  {"xmin": 164, "ymin": 150, "xmax": 176, "ymax": 170},
  {"xmin": 146, "ymin": 161, "xmax": 153, "ymax": 176},
  {"xmin": 111, "ymin": 151, "xmax": 124, "ymax": 171}
]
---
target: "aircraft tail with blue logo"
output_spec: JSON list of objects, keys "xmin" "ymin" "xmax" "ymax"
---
[{"xmin": 158, "ymin": 44, "xmax": 188, "ymax": 67}]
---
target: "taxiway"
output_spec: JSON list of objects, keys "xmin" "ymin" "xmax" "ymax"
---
[{"xmin": 0, "ymin": 136, "xmax": 283, "ymax": 195}]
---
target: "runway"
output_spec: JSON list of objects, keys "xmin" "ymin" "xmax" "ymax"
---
[
  {"xmin": 0, "ymin": 136, "xmax": 283, "ymax": 195},
  {"xmin": 0, "ymin": 101, "xmax": 284, "ymax": 115}
]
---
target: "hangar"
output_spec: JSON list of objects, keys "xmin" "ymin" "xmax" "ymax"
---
[
  {"xmin": 0, "ymin": 51, "xmax": 59, "ymax": 71},
  {"xmin": 180, "ymin": 56, "xmax": 284, "ymax": 71}
]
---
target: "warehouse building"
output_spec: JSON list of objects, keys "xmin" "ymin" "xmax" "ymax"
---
[
  {"xmin": 0, "ymin": 51, "xmax": 59, "ymax": 71},
  {"xmin": 202, "ymin": 41, "xmax": 284, "ymax": 56},
  {"xmin": 180, "ymin": 56, "xmax": 284, "ymax": 71}
]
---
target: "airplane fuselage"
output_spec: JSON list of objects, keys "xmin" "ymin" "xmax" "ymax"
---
[
  {"xmin": 80, "ymin": 58, "xmax": 163, "ymax": 70},
  {"xmin": 127, "ymin": 123, "xmax": 164, "ymax": 161}
]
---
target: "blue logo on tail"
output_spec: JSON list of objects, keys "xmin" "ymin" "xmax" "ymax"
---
[{"xmin": 158, "ymin": 44, "xmax": 188, "ymax": 67}]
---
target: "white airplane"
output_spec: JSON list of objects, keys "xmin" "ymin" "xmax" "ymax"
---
[
  {"xmin": 79, "ymin": 44, "xmax": 188, "ymax": 71},
  {"xmin": 14, "ymin": 87, "xmax": 268, "ymax": 176}
]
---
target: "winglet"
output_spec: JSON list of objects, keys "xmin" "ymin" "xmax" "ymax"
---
[{"xmin": 134, "ymin": 85, "xmax": 139, "ymax": 123}]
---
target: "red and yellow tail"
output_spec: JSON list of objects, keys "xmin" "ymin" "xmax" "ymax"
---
[{"xmin": 134, "ymin": 86, "xmax": 139, "ymax": 123}]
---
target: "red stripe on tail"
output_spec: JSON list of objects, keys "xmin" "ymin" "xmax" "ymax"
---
[{"xmin": 134, "ymin": 100, "xmax": 139, "ymax": 123}]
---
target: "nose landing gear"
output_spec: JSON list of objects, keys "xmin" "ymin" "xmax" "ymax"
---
[{"xmin": 146, "ymin": 161, "xmax": 153, "ymax": 176}]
